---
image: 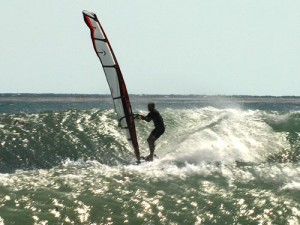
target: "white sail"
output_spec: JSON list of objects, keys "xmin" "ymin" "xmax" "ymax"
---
[{"xmin": 83, "ymin": 10, "xmax": 140, "ymax": 160}]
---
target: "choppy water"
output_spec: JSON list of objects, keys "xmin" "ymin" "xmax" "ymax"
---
[{"xmin": 0, "ymin": 94, "xmax": 300, "ymax": 224}]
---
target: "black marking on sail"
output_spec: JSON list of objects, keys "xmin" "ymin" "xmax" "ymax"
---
[
  {"xmin": 113, "ymin": 96, "xmax": 124, "ymax": 100},
  {"xmin": 103, "ymin": 65, "xmax": 117, "ymax": 68},
  {"xmin": 94, "ymin": 38, "xmax": 106, "ymax": 41},
  {"xmin": 97, "ymin": 50, "xmax": 106, "ymax": 56}
]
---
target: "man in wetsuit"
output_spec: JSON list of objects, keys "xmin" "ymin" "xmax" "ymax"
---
[{"xmin": 138, "ymin": 102, "xmax": 165, "ymax": 161}]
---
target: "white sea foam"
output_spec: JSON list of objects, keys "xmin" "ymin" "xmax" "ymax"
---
[{"xmin": 156, "ymin": 108, "xmax": 288, "ymax": 165}]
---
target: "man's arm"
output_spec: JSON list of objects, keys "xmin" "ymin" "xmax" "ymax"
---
[{"xmin": 137, "ymin": 114, "xmax": 151, "ymax": 122}]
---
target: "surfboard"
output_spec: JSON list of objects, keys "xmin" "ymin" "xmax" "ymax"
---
[{"xmin": 83, "ymin": 10, "xmax": 140, "ymax": 161}]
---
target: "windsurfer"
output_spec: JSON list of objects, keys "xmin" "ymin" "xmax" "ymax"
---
[{"xmin": 138, "ymin": 102, "xmax": 165, "ymax": 161}]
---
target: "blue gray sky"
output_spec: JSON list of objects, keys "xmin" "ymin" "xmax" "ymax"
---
[{"xmin": 1, "ymin": 1, "xmax": 299, "ymax": 95}]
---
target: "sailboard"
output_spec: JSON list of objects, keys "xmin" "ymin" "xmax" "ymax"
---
[{"xmin": 82, "ymin": 10, "xmax": 140, "ymax": 161}]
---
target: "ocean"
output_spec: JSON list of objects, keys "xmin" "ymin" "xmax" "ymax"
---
[{"xmin": 0, "ymin": 94, "xmax": 299, "ymax": 225}]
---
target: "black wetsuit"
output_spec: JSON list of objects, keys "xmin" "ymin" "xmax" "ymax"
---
[{"xmin": 143, "ymin": 109, "xmax": 165, "ymax": 138}]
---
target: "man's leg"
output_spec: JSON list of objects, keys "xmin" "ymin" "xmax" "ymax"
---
[{"xmin": 146, "ymin": 134, "xmax": 157, "ymax": 161}]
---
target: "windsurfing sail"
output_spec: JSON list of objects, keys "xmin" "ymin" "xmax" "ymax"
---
[{"xmin": 82, "ymin": 10, "xmax": 140, "ymax": 160}]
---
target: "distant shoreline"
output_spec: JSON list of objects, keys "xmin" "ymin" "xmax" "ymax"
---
[
  {"xmin": 1, "ymin": 93, "xmax": 300, "ymax": 97},
  {"xmin": 1, "ymin": 93, "xmax": 300, "ymax": 104}
]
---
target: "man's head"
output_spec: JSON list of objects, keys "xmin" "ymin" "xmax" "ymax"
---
[{"xmin": 148, "ymin": 102, "xmax": 155, "ymax": 112}]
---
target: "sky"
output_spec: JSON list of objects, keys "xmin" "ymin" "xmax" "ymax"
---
[{"xmin": 0, "ymin": 1, "xmax": 300, "ymax": 95}]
